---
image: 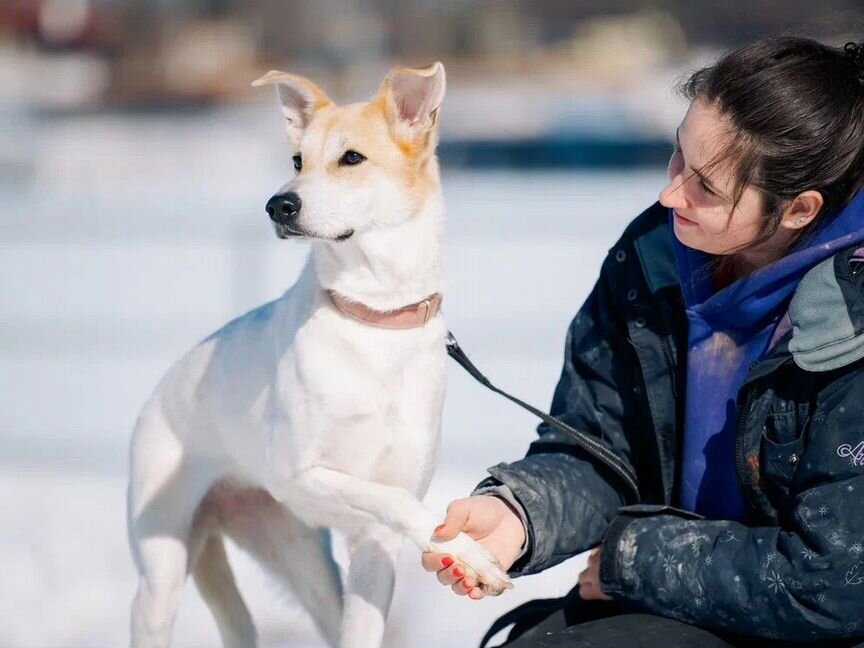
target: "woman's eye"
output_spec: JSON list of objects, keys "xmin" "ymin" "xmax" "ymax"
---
[
  {"xmin": 672, "ymin": 139, "xmax": 719, "ymax": 199},
  {"xmin": 339, "ymin": 150, "xmax": 367, "ymax": 166},
  {"xmin": 292, "ymin": 154, "xmax": 302, "ymax": 172}
]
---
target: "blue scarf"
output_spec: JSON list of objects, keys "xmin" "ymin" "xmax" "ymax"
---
[{"xmin": 674, "ymin": 191, "xmax": 864, "ymax": 520}]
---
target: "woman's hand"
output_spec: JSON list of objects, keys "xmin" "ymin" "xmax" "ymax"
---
[
  {"xmin": 421, "ymin": 495, "xmax": 526, "ymax": 600},
  {"xmin": 578, "ymin": 547, "xmax": 612, "ymax": 600}
]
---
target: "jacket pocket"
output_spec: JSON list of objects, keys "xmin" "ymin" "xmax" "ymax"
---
[{"xmin": 760, "ymin": 412, "xmax": 806, "ymax": 497}]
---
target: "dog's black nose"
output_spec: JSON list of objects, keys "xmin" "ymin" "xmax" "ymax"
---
[{"xmin": 266, "ymin": 192, "xmax": 302, "ymax": 225}]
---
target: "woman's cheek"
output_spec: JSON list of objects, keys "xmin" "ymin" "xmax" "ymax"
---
[
  {"xmin": 716, "ymin": 212, "xmax": 754, "ymax": 244},
  {"xmin": 705, "ymin": 218, "xmax": 754, "ymax": 254},
  {"xmin": 692, "ymin": 216, "xmax": 730, "ymax": 252}
]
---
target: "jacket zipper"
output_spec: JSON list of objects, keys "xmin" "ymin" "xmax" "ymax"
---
[{"xmin": 661, "ymin": 336, "xmax": 678, "ymax": 397}]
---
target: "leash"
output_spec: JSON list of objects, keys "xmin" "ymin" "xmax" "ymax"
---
[{"xmin": 445, "ymin": 331, "xmax": 640, "ymax": 501}]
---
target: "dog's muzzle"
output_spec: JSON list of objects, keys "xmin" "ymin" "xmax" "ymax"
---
[
  {"xmin": 265, "ymin": 191, "xmax": 354, "ymax": 241},
  {"xmin": 266, "ymin": 191, "xmax": 303, "ymax": 234}
]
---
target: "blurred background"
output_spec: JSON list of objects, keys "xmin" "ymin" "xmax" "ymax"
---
[{"xmin": 2, "ymin": 1, "xmax": 863, "ymax": 647}]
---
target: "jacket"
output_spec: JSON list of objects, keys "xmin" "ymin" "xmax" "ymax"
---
[{"xmin": 477, "ymin": 201, "xmax": 864, "ymax": 641}]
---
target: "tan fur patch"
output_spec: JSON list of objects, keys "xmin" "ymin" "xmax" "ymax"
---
[{"xmin": 297, "ymin": 96, "xmax": 439, "ymax": 212}]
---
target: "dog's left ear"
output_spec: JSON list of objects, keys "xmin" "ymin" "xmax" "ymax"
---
[
  {"xmin": 376, "ymin": 62, "xmax": 446, "ymax": 140},
  {"xmin": 252, "ymin": 70, "xmax": 333, "ymax": 147}
]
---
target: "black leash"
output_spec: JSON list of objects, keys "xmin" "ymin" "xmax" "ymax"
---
[{"xmin": 445, "ymin": 331, "xmax": 640, "ymax": 501}]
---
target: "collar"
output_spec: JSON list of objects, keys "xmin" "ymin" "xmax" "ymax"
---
[
  {"xmin": 788, "ymin": 245, "xmax": 864, "ymax": 371},
  {"xmin": 326, "ymin": 290, "xmax": 443, "ymax": 329}
]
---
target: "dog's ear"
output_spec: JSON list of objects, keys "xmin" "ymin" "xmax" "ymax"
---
[
  {"xmin": 376, "ymin": 62, "xmax": 446, "ymax": 140},
  {"xmin": 252, "ymin": 71, "xmax": 333, "ymax": 146}
]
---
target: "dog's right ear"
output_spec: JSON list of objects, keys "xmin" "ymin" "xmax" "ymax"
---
[{"xmin": 252, "ymin": 71, "xmax": 333, "ymax": 146}]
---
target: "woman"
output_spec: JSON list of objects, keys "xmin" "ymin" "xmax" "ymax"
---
[{"xmin": 422, "ymin": 36, "xmax": 864, "ymax": 647}]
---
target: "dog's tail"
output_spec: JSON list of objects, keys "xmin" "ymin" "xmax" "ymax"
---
[{"xmin": 192, "ymin": 533, "xmax": 258, "ymax": 648}]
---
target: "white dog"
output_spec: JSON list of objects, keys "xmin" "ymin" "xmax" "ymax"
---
[{"xmin": 127, "ymin": 62, "xmax": 511, "ymax": 648}]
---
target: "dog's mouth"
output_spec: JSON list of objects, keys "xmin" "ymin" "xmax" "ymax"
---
[{"xmin": 273, "ymin": 222, "xmax": 354, "ymax": 242}]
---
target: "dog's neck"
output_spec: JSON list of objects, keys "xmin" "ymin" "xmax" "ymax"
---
[{"xmin": 310, "ymin": 191, "xmax": 444, "ymax": 312}]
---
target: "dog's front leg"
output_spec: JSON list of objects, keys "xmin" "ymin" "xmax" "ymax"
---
[
  {"xmin": 281, "ymin": 466, "xmax": 439, "ymax": 546},
  {"xmin": 340, "ymin": 524, "xmax": 402, "ymax": 648},
  {"xmin": 277, "ymin": 466, "xmax": 511, "ymax": 595}
]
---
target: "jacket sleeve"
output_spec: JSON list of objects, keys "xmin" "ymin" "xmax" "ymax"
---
[
  {"xmin": 600, "ymin": 379, "xmax": 864, "ymax": 641},
  {"xmin": 476, "ymin": 246, "xmax": 641, "ymax": 576}
]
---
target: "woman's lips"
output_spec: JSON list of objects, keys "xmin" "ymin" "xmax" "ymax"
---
[{"xmin": 674, "ymin": 210, "xmax": 698, "ymax": 226}]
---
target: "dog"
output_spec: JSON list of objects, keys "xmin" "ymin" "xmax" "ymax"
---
[{"xmin": 127, "ymin": 62, "xmax": 511, "ymax": 648}]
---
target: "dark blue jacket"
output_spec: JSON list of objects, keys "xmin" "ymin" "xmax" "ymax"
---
[{"xmin": 479, "ymin": 202, "xmax": 864, "ymax": 642}]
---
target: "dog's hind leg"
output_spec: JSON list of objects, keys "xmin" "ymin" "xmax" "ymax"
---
[
  {"xmin": 191, "ymin": 533, "xmax": 257, "ymax": 648},
  {"xmin": 268, "ymin": 525, "xmax": 344, "ymax": 648},
  {"xmin": 128, "ymin": 408, "xmax": 219, "ymax": 648},
  {"xmin": 222, "ymin": 489, "xmax": 344, "ymax": 648},
  {"xmin": 129, "ymin": 475, "xmax": 207, "ymax": 648},
  {"xmin": 339, "ymin": 525, "xmax": 402, "ymax": 648}
]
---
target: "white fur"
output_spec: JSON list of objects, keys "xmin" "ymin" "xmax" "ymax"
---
[{"xmin": 128, "ymin": 64, "xmax": 509, "ymax": 648}]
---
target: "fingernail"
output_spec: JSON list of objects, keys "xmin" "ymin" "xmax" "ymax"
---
[
  {"xmin": 441, "ymin": 556, "xmax": 454, "ymax": 568},
  {"xmin": 453, "ymin": 567, "xmax": 463, "ymax": 578},
  {"xmin": 434, "ymin": 524, "xmax": 446, "ymax": 536}
]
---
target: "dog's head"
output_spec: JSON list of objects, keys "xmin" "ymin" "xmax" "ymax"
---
[{"xmin": 253, "ymin": 63, "xmax": 446, "ymax": 243}]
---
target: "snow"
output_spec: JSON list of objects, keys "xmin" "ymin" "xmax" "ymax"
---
[{"xmin": 0, "ymin": 104, "xmax": 670, "ymax": 647}]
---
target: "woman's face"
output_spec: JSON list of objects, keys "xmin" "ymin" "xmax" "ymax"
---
[{"xmin": 659, "ymin": 99, "xmax": 770, "ymax": 258}]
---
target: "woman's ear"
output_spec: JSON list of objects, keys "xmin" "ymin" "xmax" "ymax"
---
[{"xmin": 780, "ymin": 190, "xmax": 824, "ymax": 230}]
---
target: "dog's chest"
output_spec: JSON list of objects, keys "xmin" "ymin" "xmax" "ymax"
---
[{"xmin": 278, "ymin": 314, "xmax": 447, "ymax": 487}]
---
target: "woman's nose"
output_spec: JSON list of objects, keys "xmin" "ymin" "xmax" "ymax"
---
[{"xmin": 659, "ymin": 177, "xmax": 688, "ymax": 210}]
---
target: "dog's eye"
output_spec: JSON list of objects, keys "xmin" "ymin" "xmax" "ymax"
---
[
  {"xmin": 339, "ymin": 150, "xmax": 366, "ymax": 166},
  {"xmin": 292, "ymin": 154, "xmax": 302, "ymax": 172}
]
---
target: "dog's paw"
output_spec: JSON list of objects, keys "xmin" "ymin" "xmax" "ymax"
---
[{"xmin": 428, "ymin": 533, "xmax": 513, "ymax": 596}]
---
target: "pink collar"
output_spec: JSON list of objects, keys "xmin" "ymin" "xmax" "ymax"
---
[{"xmin": 327, "ymin": 290, "xmax": 443, "ymax": 329}]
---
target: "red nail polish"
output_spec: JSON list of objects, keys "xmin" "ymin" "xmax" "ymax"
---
[
  {"xmin": 434, "ymin": 524, "xmax": 446, "ymax": 535},
  {"xmin": 453, "ymin": 567, "xmax": 463, "ymax": 578},
  {"xmin": 441, "ymin": 556, "xmax": 454, "ymax": 568}
]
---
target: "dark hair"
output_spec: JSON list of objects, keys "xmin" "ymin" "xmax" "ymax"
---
[{"xmin": 680, "ymin": 36, "xmax": 864, "ymax": 250}]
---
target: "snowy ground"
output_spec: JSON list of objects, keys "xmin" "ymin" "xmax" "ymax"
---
[{"xmin": 0, "ymin": 103, "xmax": 671, "ymax": 647}]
